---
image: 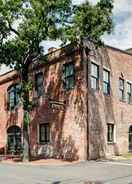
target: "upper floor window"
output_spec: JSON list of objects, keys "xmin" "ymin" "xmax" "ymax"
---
[
  {"xmin": 35, "ymin": 72, "xmax": 44, "ymax": 97},
  {"xmin": 90, "ymin": 63, "xmax": 99, "ymax": 90},
  {"xmin": 103, "ymin": 69, "xmax": 110, "ymax": 95},
  {"xmin": 39, "ymin": 123, "xmax": 50, "ymax": 144},
  {"xmin": 119, "ymin": 78, "xmax": 124, "ymax": 101},
  {"xmin": 127, "ymin": 82, "xmax": 132, "ymax": 104},
  {"xmin": 8, "ymin": 84, "xmax": 21, "ymax": 110},
  {"xmin": 63, "ymin": 63, "xmax": 75, "ymax": 90}
]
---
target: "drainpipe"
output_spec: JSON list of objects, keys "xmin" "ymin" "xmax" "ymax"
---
[{"xmin": 82, "ymin": 40, "xmax": 90, "ymax": 160}]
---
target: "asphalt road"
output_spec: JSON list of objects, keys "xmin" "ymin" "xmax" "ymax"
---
[{"xmin": 0, "ymin": 160, "xmax": 132, "ymax": 184}]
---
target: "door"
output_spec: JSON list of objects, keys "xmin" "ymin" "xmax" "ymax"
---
[
  {"xmin": 129, "ymin": 126, "xmax": 132, "ymax": 152},
  {"xmin": 7, "ymin": 126, "xmax": 21, "ymax": 154}
]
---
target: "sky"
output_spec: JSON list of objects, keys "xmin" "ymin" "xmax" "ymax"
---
[{"xmin": 0, "ymin": 0, "xmax": 132, "ymax": 74}]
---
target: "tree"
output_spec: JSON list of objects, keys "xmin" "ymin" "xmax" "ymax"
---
[
  {"xmin": 62, "ymin": 0, "xmax": 113, "ymax": 45},
  {"xmin": 0, "ymin": 0, "xmax": 113, "ymax": 161}
]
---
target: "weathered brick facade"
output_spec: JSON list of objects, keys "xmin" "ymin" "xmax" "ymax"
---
[{"xmin": 0, "ymin": 41, "xmax": 132, "ymax": 161}]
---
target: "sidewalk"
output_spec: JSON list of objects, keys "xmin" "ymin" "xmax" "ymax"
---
[
  {"xmin": 110, "ymin": 153, "xmax": 132, "ymax": 161},
  {"xmin": 1, "ymin": 158, "xmax": 78, "ymax": 166}
]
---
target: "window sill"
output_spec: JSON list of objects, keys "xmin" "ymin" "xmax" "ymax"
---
[
  {"xmin": 90, "ymin": 88, "xmax": 99, "ymax": 93},
  {"xmin": 107, "ymin": 142, "xmax": 115, "ymax": 145},
  {"xmin": 119, "ymin": 99, "xmax": 126, "ymax": 103},
  {"xmin": 104, "ymin": 93, "xmax": 110, "ymax": 96},
  {"xmin": 127, "ymin": 102, "xmax": 132, "ymax": 105},
  {"xmin": 39, "ymin": 142, "xmax": 50, "ymax": 145}
]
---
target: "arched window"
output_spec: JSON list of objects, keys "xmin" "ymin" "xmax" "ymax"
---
[{"xmin": 7, "ymin": 84, "xmax": 21, "ymax": 110}]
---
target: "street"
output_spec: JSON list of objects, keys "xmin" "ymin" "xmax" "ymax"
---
[{"xmin": 0, "ymin": 160, "xmax": 132, "ymax": 184}]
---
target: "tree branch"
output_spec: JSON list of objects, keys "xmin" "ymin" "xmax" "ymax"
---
[{"xmin": 7, "ymin": 19, "xmax": 20, "ymax": 36}]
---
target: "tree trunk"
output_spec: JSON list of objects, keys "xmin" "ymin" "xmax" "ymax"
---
[
  {"xmin": 23, "ymin": 120, "xmax": 30, "ymax": 161},
  {"xmin": 21, "ymin": 66, "xmax": 30, "ymax": 162}
]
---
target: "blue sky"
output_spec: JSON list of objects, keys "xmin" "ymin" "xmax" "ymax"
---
[
  {"xmin": 43, "ymin": 0, "xmax": 132, "ymax": 52},
  {"xmin": 1, "ymin": 0, "xmax": 132, "ymax": 74}
]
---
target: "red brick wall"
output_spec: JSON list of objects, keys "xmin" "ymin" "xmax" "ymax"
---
[
  {"xmin": 1, "ymin": 43, "xmax": 132, "ymax": 161},
  {"xmin": 29, "ymin": 47, "xmax": 87, "ymax": 161},
  {"xmin": 87, "ymin": 44, "xmax": 132, "ymax": 159},
  {"xmin": 0, "ymin": 46, "xmax": 88, "ymax": 161}
]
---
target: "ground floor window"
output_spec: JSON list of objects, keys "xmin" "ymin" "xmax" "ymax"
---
[
  {"xmin": 129, "ymin": 125, "xmax": 132, "ymax": 151},
  {"xmin": 39, "ymin": 123, "xmax": 50, "ymax": 144},
  {"xmin": 107, "ymin": 124, "xmax": 114, "ymax": 143}
]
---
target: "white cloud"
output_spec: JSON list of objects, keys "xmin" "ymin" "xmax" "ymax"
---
[
  {"xmin": 104, "ymin": 0, "xmax": 132, "ymax": 50},
  {"xmin": 1, "ymin": 0, "xmax": 132, "ymax": 74}
]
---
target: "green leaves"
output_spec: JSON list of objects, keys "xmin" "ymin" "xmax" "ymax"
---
[
  {"xmin": 0, "ymin": 0, "xmax": 114, "ymax": 68},
  {"xmin": 63, "ymin": 0, "xmax": 113, "ymax": 45}
]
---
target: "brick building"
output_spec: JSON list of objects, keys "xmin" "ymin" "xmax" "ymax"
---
[{"xmin": 0, "ymin": 40, "xmax": 132, "ymax": 161}]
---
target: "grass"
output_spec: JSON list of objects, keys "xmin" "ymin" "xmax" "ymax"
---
[{"xmin": 121, "ymin": 152, "xmax": 132, "ymax": 159}]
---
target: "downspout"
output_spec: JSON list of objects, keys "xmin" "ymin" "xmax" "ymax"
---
[{"xmin": 81, "ymin": 40, "xmax": 90, "ymax": 160}]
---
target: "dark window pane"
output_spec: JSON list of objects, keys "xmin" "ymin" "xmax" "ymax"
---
[
  {"xmin": 107, "ymin": 124, "xmax": 114, "ymax": 143},
  {"xmin": 119, "ymin": 78, "xmax": 124, "ymax": 101},
  {"xmin": 8, "ymin": 84, "xmax": 20, "ymax": 110},
  {"xmin": 39, "ymin": 124, "xmax": 50, "ymax": 144},
  {"xmin": 35, "ymin": 73, "xmax": 44, "ymax": 97},
  {"xmin": 63, "ymin": 63, "xmax": 75, "ymax": 90},
  {"xmin": 103, "ymin": 69, "xmax": 110, "ymax": 95}
]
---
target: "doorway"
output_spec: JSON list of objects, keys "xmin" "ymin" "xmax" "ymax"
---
[{"xmin": 7, "ymin": 126, "xmax": 21, "ymax": 154}]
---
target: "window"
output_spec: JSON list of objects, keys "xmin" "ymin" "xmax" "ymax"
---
[
  {"xmin": 103, "ymin": 69, "xmax": 110, "ymax": 95},
  {"xmin": 63, "ymin": 63, "xmax": 75, "ymax": 90},
  {"xmin": 39, "ymin": 123, "xmax": 50, "ymax": 144},
  {"xmin": 107, "ymin": 124, "xmax": 114, "ymax": 143},
  {"xmin": 90, "ymin": 63, "xmax": 99, "ymax": 90},
  {"xmin": 8, "ymin": 84, "xmax": 21, "ymax": 110},
  {"xmin": 127, "ymin": 82, "xmax": 132, "ymax": 104},
  {"xmin": 35, "ymin": 72, "xmax": 44, "ymax": 97},
  {"xmin": 119, "ymin": 78, "xmax": 124, "ymax": 101}
]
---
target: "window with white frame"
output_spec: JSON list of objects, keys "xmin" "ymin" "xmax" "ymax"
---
[
  {"xmin": 127, "ymin": 82, "xmax": 132, "ymax": 104},
  {"xmin": 103, "ymin": 69, "xmax": 110, "ymax": 95},
  {"xmin": 90, "ymin": 62, "xmax": 99, "ymax": 90},
  {"xmin": 119, "ymin": 78, "xmax": 124, "ymax": 101},
  {"xmin": 107, "ymin": 124, "xmax": 114, "ymax": 143},
  {"xmin": 39, "ymin": 123, "xmax": 50, "ymax": 144}
]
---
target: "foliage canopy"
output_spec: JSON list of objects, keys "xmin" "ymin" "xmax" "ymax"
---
[{"xmin": 0, "ymin": 0, "xmax": 113, "ymax": 69}]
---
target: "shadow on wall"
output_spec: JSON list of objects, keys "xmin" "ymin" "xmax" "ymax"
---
[
  {"xmin": 84, "ymin": 41, "xmax": 120, "ymax": 159},
  {"xmin": 30, "ymin": 45, "xmax": 85, "ymax": 161},
  {"xmin": 99, "ymin": 47, "xmax": 120, "ymax": 156}
]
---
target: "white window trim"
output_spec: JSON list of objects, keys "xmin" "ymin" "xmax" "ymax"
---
[
  {"xmin": 103, "ymin": 66, "xmax": 110, "ymax": 72},
  {"xmin": 38, "ymin": 123, "xmax": 51, "ymax": 144},
  {"xmin": 90, "ymin": 58, "xmax": 100, "ymax": 66},
  {"xmin": 107, "ymin": 123, "xmax": 116, "ymax": 144}
]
